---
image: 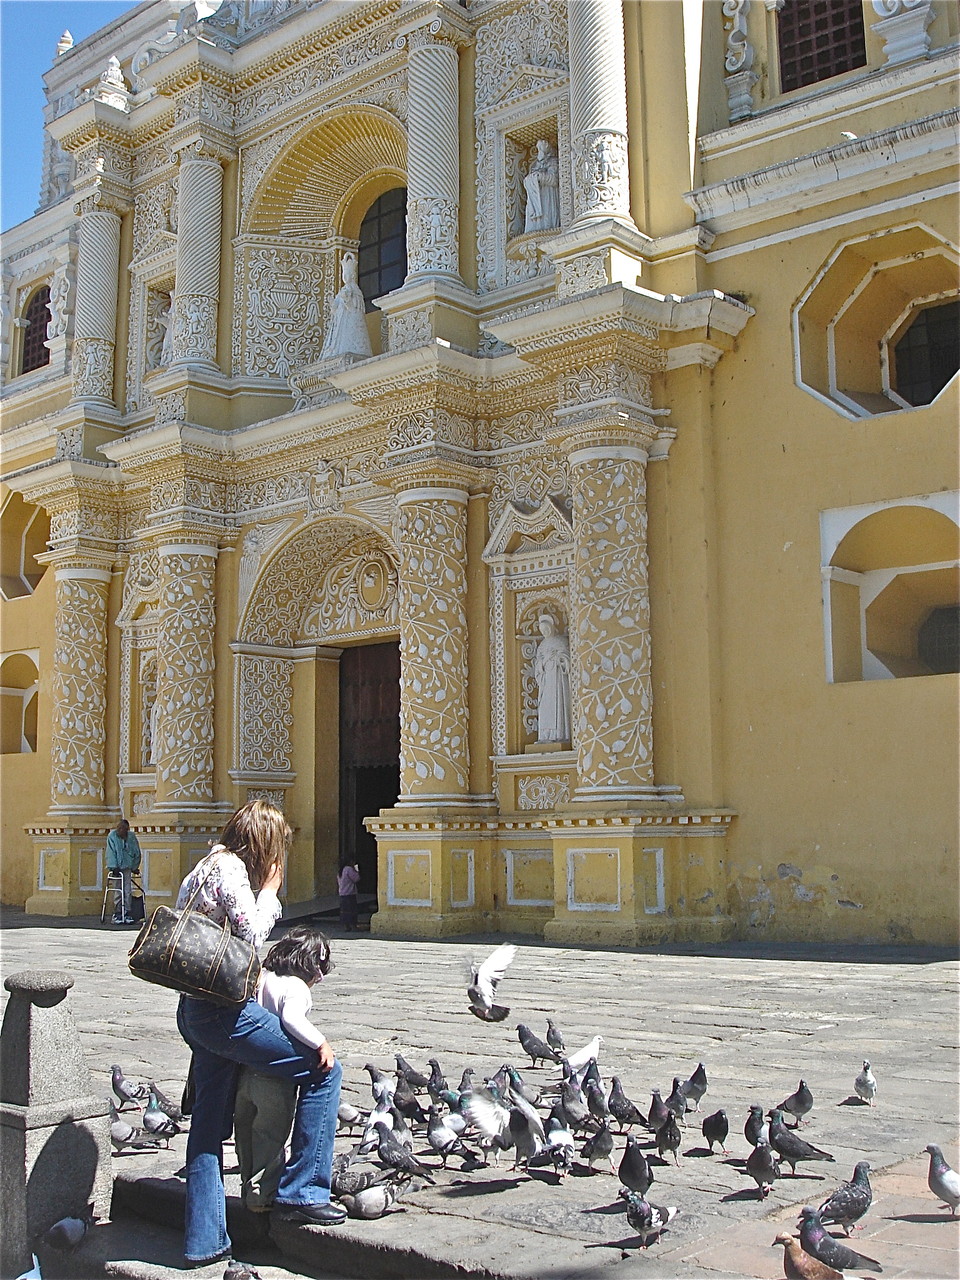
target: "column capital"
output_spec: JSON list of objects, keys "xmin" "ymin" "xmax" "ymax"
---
[
  {"xmin": 397, "ymin": 3, "xmax": 473, "ymax": 51},
  {"xmin": 170, "ymin": 134, "xmax": 234, "ymax": 167},
  {"xmin": 74, "ymin": 188, "xmax": 130, "ymax": 219}
]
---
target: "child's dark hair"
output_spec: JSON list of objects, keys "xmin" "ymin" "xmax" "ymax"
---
[{"xmin": 263, "ymin": 924, "xmax": 333, "ymax": 982}]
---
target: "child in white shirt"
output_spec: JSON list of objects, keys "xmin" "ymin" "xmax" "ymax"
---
[{"xmin": 233, "ymin": 924, "xmax": 335, "ymax": 1212}]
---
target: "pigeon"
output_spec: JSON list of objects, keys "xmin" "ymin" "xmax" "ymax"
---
[
  {"xmin": 111, "ymin": 1065, "xmax": 148, "ymax": 1110},
  {"xmin": 332, "ymin": 1161, "xmax": 395, "ymax": 1198},
  {"xmin": 558, "ymin": 1079, "xmax": 599, "ymax": 1134},
  {"xmin": 392, "ymin": 1074, "xmax": 429, "ymax": 1125},
  {"xmin": 545, "ymin": 1018, "xmax": 566, "ymax": 1054},
  {"xmin": 779, "ymin": 1079, "xmax": 814, "ymax": 1127},
  {"xmin": 38, "ymin": 1214, "xmax": 90, "ymax": 1252},
  {"xmin": 772, "ymin": 1232, "xmax": 843, "ymax": 1280},
  {"xmin": 504, "ymin": 1065, "xmax": 542, "ymax": 1108},
  {"xmin": 768, "ymin": 1109, "xmax": 835, "ymax": 1175},
  {"xmin": 701, "ymin": 1108, "xmax": 729, "ymax": 1154},
  {"xmin": 148, "ymin": 1081, "xmax": 186, "ymax": 1124},
  {"xmin": 463, "ymin": 1086, "xmax": 513, "ymax": 1165},
  {"xmin": 665, "ymin": 1077, "xmax": 688, "ymax": 1124},
  {"xmin": 337, "ymin": 1100, "xmax": 365, "ymax": 1132},
  {"xmin": 517, "ymin": 1023, "xmax": 561, "ymax": 1068},
  {"xmin": 648, "ymin": 1088, "xmax": 670, "ymax": 1131},
  {"xmin": 656, "ymin": 1112, "xmax": 682, "ymax": 1165},
  {"xmin": 563, "ymin": 1035, "xmax": 603, "ymax": 1073},
  {"xmin": 357, "ymin": 1092, "xmax": 395, "ymax": 1153},
  {"xmin": 618, "ymin": 1134, "xmax": 654, "ymax": 1195},
  {"xmin": 457, "ymin": 1068, "xmax": 475, "ymax": 1094},
  {"xmin": 109, "ymin": 1102, "xmax": 162, "ymax": 1153},
  {"xmin": 363, "ymin": 1063, "xmax": 394, "ymax": 1105},
  {"xmin": 223, "ymin": 1264, "xmax": 263, "ymax": 1280},
  {"xmin": 745, "ymin": 1103, "xmax": 770, "ymax": 1148},
  {"xmin": 578, "ymin": 1057, "xmax": 603, "ymax": 1094},
  {"xmin": 387, "ymin": 1105, "xmax": 415, "ymax": 1150},
  {"xmin": 680, "ymin": 1062, "xmax": 708, "ymax": 1112},
  {"xmin": 373, "ymin": 1121, "xmax": 435, "ymax": 1183},
  {"xmin": 606, "ymin": 1077, "xmax": 646, "ymax": 1132},
  {"xmin": 339, "ymin": 1175, "xmax": 411, "ymax": 1219},
  {"xmin": 619, "ymin": 1189, "xmax": 679, "ymax": 1248},
  {"xmin": 585, "ymin": 1080, "xmax": 611, "ymax": 1125},
  {"xmin": 427, "ymin": 1105, "xmax": 474, "ymax": 1167},
  {"xmin": 579, "ymin": 1122, "xmax": 616, "ymax": 1174},
  {"xmin": 543, "ymin": 1106, "xmax": 575, "ymax": 1178},
  {"xmin": 818, "ymin": 1161, "xmax": 873, "ymax": 1234},
  {"xmin": 746, "ymin": 1142, "xmax": 780, "ymax": 1197},
  {"xmin": 395, "ymin": 1053, "xmax": 431, "ymax": 1092},
  {"xmin": 854, "ymin": 1061, "xmax": 877, "ymax": 1106},
  {"xmin": 143, "ymin": 1087, "xmax": 181, "ymax": 1145},
  {"xmin": 426, "ymin": 1058, "xmax": 448, "ymax": 1099},
  {"xmin": 925, "ymin": 1143, "xmax": 960, "ymax": 1215},
  {"xmin": 467, "ymin": 942, "xmax": 517, "ymax": 1022},
  {"xmin": 797, "ymin": 1206, "xmax": 882, "ymax": 1272},
  {"xmin": 509, "ymin": 1104, "xmax": 546, "ymax": 1171}
]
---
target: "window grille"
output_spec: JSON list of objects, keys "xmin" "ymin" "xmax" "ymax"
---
[
  {"xmin": 357, "ymin": 188, "xmax": 407, "ymax": 311},
  {"xmin": 894, "ymin": 301, "xmax": 960, "ymax": 407},
  {"xmin": 777, "ymin": 0, "xmax": 867, "ymax": 94},
  {"xmin": 19, "ymin": 286, "xmax": 51, "ymax": 374}
]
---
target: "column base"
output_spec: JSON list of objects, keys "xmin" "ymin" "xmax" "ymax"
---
[{"xmin": 542, "ymin": 913, "xmax": 737, "ymax": 948}]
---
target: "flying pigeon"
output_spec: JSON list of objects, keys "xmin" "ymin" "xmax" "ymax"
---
[
  {"xmin": 854, "ymin": 1061, "xmax": 877, "ymax": 1106},
  {"xmin": 701, "ymin": 1109, "xmax": 729, "ymax": 1154},
  {"xmin": 768, "ymin": 1109, "xmax": 835, "ymax": 1175},
  {"xmin": 656, "ymin": 1112, "xmax": 682, "ymax": 1165},
  {"xmin": 467, "ymin": 943, "xmax": 517, "ymax": 1022},
  {"xmin": 339, "ymin": 1175, "xmax": 411, "ymax": 1219},
  {"xmin": 745, "ymin": 1103, "xmax": 770, "ymax": 1148},
  {"xmin": 608, "ymin": 1077, "xmax": 647, "ymax": 1132},
  {"xmin": 818, "ymin": 1161, "xmax": 873, "ymax": 1235},
  {"xmin": 111, "ymin": 1065, "xmax": 148, "ymax": 1110},
  {"xmin": 779, "ymin": 1079, "xmax": 814, "ymax": 1127},
  {"xmin": 373, "ymin": 1121, "xmax": 435, "ymax": 1183},
  {"xmin": 517, "ymin": 1023, "xmax": 561, "ymax": 1068},
  {"xmin": 925, "ymin": 1143, "xmax": 960, "ymax": 1215},
  {"xmin": 772, "ymin": 1232, "xmax": 843, "ymax": 1280},
  {"xmin": 38, "ymin": 1214, "xmax": 91, "ymax": 1252},
  {"xmin": 680, "ymin": 1062, "xmax": 708, "ymax": 1111},
  {"xmin": 545, "ymin": 1018, "xmax": 566, "ymax": 1054},
  {"xmin": 619, "ymin": 1189, "xmax": 678, "ymax": 1248},
  {"xmin": 746, "ymin": 1142, "xmax": 780, "ymax": 1197},
  {"xmin": 563, "ymin": 1035, "xmax": 603, "ymax": 1073},
  {"xmin": 618, "ymin": 1134, "xmax": 654, "ymax": 1195},
  {"xmin": 463, "ymin": 1086, "xmax": 513, "ymax": 1165},
  {"xmin": 579, "ymin": 1122, "xmax": 616, "ymax": 1174},
  {"xmin": 148, "ymin": 1081, "xmax": 186, "ymax": 1124},
  {"xmin": 509, "ymin": 1104, "xmax": 546, "ymax": 1171},
  {"xmin": 797, "ymin": 1206, "xmax": 882, "ymax": 1273}
]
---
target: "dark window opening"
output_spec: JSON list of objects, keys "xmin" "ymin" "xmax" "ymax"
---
[
  {"xmin": 19, "ymin": 286, "xmax": 51, "ymax": 375},
  {"xmin": 357, "ymin": 188, "xmax": 407, "ymax": 311},
  {"xmin": 918, "ymin": 606, "xmax": 960, "ymax": 675},
  {"xmin": 777, "ymin": 0, "xmax": 867, "ymax": 94},
  {"xmin": 894, "ymin": 301, "xmax": 960, "ymax": 407}
]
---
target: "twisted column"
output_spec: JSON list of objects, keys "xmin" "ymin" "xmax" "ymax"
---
[
  {"xmin": 153, "ymin": 543, "xmax": 218, "ymax": 809},
  {"xmin": 49, "ymin": 567, "xmax": 111, "ymax": 810},
  {"xmin": 71, "ymin": 201, "xmax": 122, "ymax": 403},
  {"xmin": 404, "ymin": 24, "xmax": 461, "ymax": 281},
  {"xmin": 395, "ymin": 487, "xmax": 470, "ymax": 803},
  {"xmin": 170, "ymin": 143, "xmax": 224, "ymax": 367},
  {"xmin": 568, "ymin": 0, "xmax": 633, "ymax": 226}
]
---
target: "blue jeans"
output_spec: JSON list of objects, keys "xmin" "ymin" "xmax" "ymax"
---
[{"xmin": 177, "ymin": 996, "xmax": 342, "ymax": 1263}]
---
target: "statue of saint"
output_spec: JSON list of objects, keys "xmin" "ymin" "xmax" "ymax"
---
[
  {"xmin": 523, "ymin": 139, "xmax": 560, "ymax": 234},
  {"xmin": 320, "ymin": 251, "xmax": 372, "ymax": 360},
  {"xmin": 533, "ymin": 614, "xmax": 571, "ymax": 743}
]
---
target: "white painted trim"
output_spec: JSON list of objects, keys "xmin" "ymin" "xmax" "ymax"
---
[
  {"xmin": 54, "ymin": 567, "xmax": 111, "ymax": 583},
  {"xmin": 155, "ymin": 543, "xmax": 220, "ymax": 558},
  {"xmin": 450, "ymin": 847, "xmax": 475, "ymax": 909},
  {"xmin": 505, "ymin": 847, "xmax": 553, "ymax": 907},
  {"xmin": 37, "ymin": 847, "xmax": 61, "ymax": 890},
  {"xmin": 79, "ymin": 844, "xmax": 103, "ymax": 892},
  {"xmin": 395, "ymin": 487, "xmax": 469, "ymax": 506},
  {"xmin": 568, "ymin": 445, "xmax": 650, "ymax": 466},
  {"xmin": 642, "ymin": 847, "xmax": 666, "ymax": 914},
  {"xmin": 566, "ymin": 847, "xmax": 621, "ymax": 912},
  {"xmin": 820, "ymin": 491, "xmax": 960, "ymax": 562},
  {"xmin": 386, "ymin": 848, "xmax": 432, "ymax": 908}
]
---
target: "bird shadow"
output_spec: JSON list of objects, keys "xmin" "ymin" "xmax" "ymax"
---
[
  {"xmin": 837, "ymin": 1095, "xmax": 870, "ymax": 1106},
  {"xmin": 684, "ymin": 1146, "xmax": 718, "ymax": 1158},
  {"xmin": 441, "ymin": 1177, "xmax": 524, "ymax": 1197},
  {"xmin": 721, "ymin": 1187, "xmax": 766, "ymax": 1202},
  {"xmin": 583, "ymin": 1236, "xmax": 643, "ymax": 1252},
  {"xmin": 781, "ymin": 1172, "xmax": 828, "ymax": 1181},
  {"xmin": 723, "ymin": 1157, "xmax": 747, "ymax": 1169},
  {"xmin": 582, "ymin": 1200, "xmax": 629, "ymax": 1216},
  {"xmin": 885, "ymin": 1213, "xmax": 960, "ymax": 1225}
]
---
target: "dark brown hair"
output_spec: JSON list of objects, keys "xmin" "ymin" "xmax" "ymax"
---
[
  {"xmin": 218, "ymin": 800, "xmax": 291, "ymax": 891},
  {"xmin": 263, "ymin": 924, "xmax": 333, "ymax": 983}
]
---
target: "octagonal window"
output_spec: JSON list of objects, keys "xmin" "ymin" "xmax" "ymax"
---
[
  {"xmin": 893, "ymin": 301, "xmax": 960, "ymax": 407},
  {"xmin": 918, "ymin": 605, "xmax": 960, "ymax": 675}
]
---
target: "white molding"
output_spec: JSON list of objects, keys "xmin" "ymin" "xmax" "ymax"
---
[
  {"xmin": 642, "ymin": 847, "xmax": 666, "ymax": 914},
  {"xmin": 450, "ymin": 847, "xmax": 475, "ymax": 909},
  {"xmin": 386, "ymin": 848, "xmax": 432, "ymax": 908},
  {"xmin": 566, "ymin": 846, "xmax": 620, "ymax": 912},
  {"xmin": 37, "ymin": 847, "xmax": 61, "ymax": 890},
  {"xmin": 505, "ymin": 846, "xmax": 553, "ymax": 907}
]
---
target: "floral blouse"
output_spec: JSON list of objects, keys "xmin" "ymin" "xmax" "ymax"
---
[{"xmin": 175, "ymin": 845, "xmax": 281, "ymax": 948}]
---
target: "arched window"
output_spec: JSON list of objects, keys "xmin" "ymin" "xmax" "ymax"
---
[
  {"xmin": 0, "ymin": 653, "xmax": 39, "ymax": 754},
  {"xmin": 777, "ymin": 0, "xmax": 866, "ymax": 94},
  {"xmin": 19, "ymin": 285, "xmax": 51, "ymax": 375},
  {"xmin": 357, "ymin": 188, "xmax": 407, "ymax": 311}
]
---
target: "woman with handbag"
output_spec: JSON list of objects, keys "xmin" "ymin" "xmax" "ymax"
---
[{"xmin": 174, "ymin": 800, "xmax": 344, "ymax": 1267}]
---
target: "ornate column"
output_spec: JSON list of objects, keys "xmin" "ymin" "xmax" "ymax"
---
[
  {"xmin": 153, "ymin": 542, "xmax": 218, "ymax": 810},
  {"xmin": 71, "ymin": 195, "xmax": 124, "ymax": 404},
  {"xmin": 403, "ymin": 19, "xmax": 464, "ymax": 282},
  {"xmin": 567, "ymin": 0, "xmax": 633, "ymax": 227},
  {"xmin": 394, "ymin": 484, "xmax": 471, "ymax": 804},
  {"xmin": 169, "ymin": 141, "xmax": 225, "ymax": 368}
]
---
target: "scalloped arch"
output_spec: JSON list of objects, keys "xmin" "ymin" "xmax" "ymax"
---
[{"xmin": 245, "ymin": 106, "xmax": 408, "ymax": 238}]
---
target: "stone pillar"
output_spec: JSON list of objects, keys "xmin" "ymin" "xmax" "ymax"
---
[
  {"xmin": 394, "ymin": 486, "xmax": 471, "ymax": 803},
  {"xmin": 567, "ymin": 0, "xmax": 633, "ymax": 227},
  {"xmin": 71, "ymin": 197, "xmax": 122, "ymax": 404},
  {"xmin": 154, "ymin": 542, "xmax": 218, "ymax": 810},
  {"xmin": 170, "ymin": 141, "xmax": 224, "ymax": 368},
  {"xmin": 404, "ymin": 23, "xmax": 462, "ymax": 282},
  {"xmin": 0, "ymin": 971, "xmax": 111, "ymax": 1279},
  {"xmin": 49, "ymin": 566, "xmax": 112, "ymax": 812}
]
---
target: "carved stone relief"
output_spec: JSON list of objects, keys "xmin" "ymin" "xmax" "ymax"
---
[
  {"xmin": 301, "ymin": 538, "xmax": 400, "ymax": 643},
  {"xmin": 238, "ymin": 654, "xmax": 295, "ymax": 773},
  {"xmin": 234, "ymin": 244, "xmax": 325, "ymax": 378}
]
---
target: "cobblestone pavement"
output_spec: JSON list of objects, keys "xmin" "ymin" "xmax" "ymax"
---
[{"xmin": 1, "ymin": 909, "xmax": 958, "ymax": 1280}]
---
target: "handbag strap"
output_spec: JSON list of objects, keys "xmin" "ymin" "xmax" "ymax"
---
[{"xmin": 179, "ymin": 849, "xmax": 224, "ymax": 916}]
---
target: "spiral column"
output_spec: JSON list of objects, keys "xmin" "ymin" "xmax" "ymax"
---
[
  {"xmin": 170, "ymin": 142, "xmax": 225, "ymax": 368},
  {"xmin": 71, "ymin": 199, "xmax": 122, "ymax": 404},
  {"xmin": 404, "ymin": 22, "xmax": 462, "ymax": 281},
  {"xmin": 568, "ymin": 0, "xmax": 633, "ymax": 226}
]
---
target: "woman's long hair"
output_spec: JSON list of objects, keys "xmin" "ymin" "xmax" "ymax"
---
[{"xmin": 218, "ymin": 800, "xmax": 291, "ymax": 890}]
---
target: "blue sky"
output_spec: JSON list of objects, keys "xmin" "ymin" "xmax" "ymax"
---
[{"xmin": 1, "ymin": 1, "xmax": 135, "ymax": 231}]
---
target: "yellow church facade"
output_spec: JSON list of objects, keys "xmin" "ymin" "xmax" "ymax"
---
[{"xmin": 1, "ymin": 0, "xmax": 957, "ymax": 946}]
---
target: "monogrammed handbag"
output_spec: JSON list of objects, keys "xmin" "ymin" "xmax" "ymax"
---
[{"xmin": 128, "ymin": 856, "xmax": 261, "ymax": 1006}]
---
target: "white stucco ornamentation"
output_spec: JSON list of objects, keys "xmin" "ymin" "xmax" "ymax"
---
[
  {"xmin": 301, "ymin": 539, "xmax": 400, "ymax": 643},
  {"xmin": 238, "ymin": 654, "xmax": 294, "ymax": 773},
  {"xmin": 49, "ymin": 569, "xmax": 111, "ymax": 807},
  {"xmin": 574, "ymin": 130, "xmax": 630, "ymax": 223},
  {"xmin": 237, "ymin": 519, "xmax": 295, "ymax": 616},
  {"xmin": 517, "ymin": 774, "xmax": 570, "ymax": 810},
  {"xmin": 237, "ymin": 245, "xmax": 325, "ymax": 378},
  {"xmin": 723, "ymin": 0, "xmax": 757, "ymax": 121},
  {"xmin": 73, "ymin": 338, "xmax": 114, "ymax": 401}
]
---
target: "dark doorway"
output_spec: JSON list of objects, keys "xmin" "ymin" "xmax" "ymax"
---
[{"xmin": 338, "ymin": 641, "xmax": 400, "ymax": 897}]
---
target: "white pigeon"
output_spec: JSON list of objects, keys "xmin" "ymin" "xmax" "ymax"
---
[
  {"xmin": 15, "ymin": 1256, "xmax": 41, "ymax": 1280},
  {"xmin": 564, "ymin": 1035, "xmax": 603, "ymax": 1073},
  {"xmin": 467, "ymin": 943, "xmax": 517, "ymax": 1022},
  {"xmin": 854, "ymin": 1060, "xmax": 877, "ymax": 1106},
  {"xmin": 463, "ymin": 1087, "xmax": 513, "ymax": 1165}
]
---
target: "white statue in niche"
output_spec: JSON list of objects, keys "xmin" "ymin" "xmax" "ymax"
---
[
  {"xmin": 523, "ymin": 139, "xmax": 560, "ymax": 234},
  {"xmin": 320, "ymin": 251, "xmax": 372, "ymax": 360},
  {"xmin": 533, "ymin": 614, "xmax": 571, "ymax": 743}
]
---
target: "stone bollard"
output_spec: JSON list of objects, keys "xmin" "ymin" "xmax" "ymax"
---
[{"xmin": 0, "ymin": 970, "xmax": 111, "ymax": 1278}]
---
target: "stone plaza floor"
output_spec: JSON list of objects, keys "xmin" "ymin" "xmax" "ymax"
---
[{"xmin": 1, "ymin": 907, "xmax": 958, "ymax": 1279}]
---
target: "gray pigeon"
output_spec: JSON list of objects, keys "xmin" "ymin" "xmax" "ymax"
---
[
  {"xmin": 818, "ymin": 1161, "xmax": 873, "ymax": 1235},
  {"xmin": 467, "ymin": 943, "xmax": 516, "ymax": 1022},
  {"xmin": 656, "ymin": 1112, "xmax": 682, "ymax": 1165},
  {"xmin": 559, "ymin": 1079, "xmax": 599, "ymax": 1134},
  {"xmin": 427, "ymin": 1105, "xmax": 474, "ymax": 1168},
  {"xmin": 680, "ymin": 1062, "xmax": 708, "ymax": 1112},
  {"xmin": 798, "ymin": 1206, "xmax": 882, "ymax": 1272},
  {"xmin": 517, "ymin": 1023, "xmax": 561, "ymax": 1068},
  {"xmin": 648, "ymin": 1088, "xmax": 669, "ymax": 1131},
  {"xmin": 395, "ymin": 1053, "xmax": 431, "ymax": 1092},
  {"xmin": 768, "ymin": 1109, "xmax": 835, "ymax": 1175},
  {"xmin": 585, "ymin": 1080, "xmax": 611, "ymax": 1125},
  {"xmin": 223, "ymin": 1264, "xmax": 263, "ymax": 1280},
  {"xmin": 746, "ymin": 1142, "xmax": 780, "ymax": 1197},
  {"xmin": 109, "ymin": 1102, "xmax": 162, "ymax": 1154},
  {"xmin": 509, "ymin": 1105, "xmax": 546, "ymax": 1171},
  {"xmin": 925, "ymin": 1143, "xmax": 960, "ymax": 1216},
  {"xmin": 579, "ymin": 1122, "xmax": 615, "ymax": 1174},
  {"xmin": 337, "ymin": 1100, "xmax": 365, "ymax": 1132},
  {"xmin": 426, "ymin": 1058, "xmax": 448, "ymax": 1098},
  {"xmin": 854, "ymin": 1060, "xmax": 877, "ymax": 1106},
  {"xmin": 363, "ymin": 1063, "xmax": 393, "ymax": 1105},
  {"xmin": 778, "ymin": 1078, "xmax": 814, "ymax": 1127},
  {"xmin": 545, "ymin": 1018, "xmax": 566, "ymax": 1054},
  {"xmin": 701, "ymin": 1109, "xmax": 729, "ymax": 1154},
  {"xmin": 148, "ymin": 1081, "xmax": 186, "ymax": 1124},
  {"xmin": 543, "ymin": 1106, "xmax": 575, "ymax": 1179},
  {"xmin": 111, "ymin": 1064, "xmax": 148, "ymax": 1110},
  {"xmin": 619, "ymin": 1189, "xmax": 679, "ymax": 1248},
  {"xmin": 340, "ymin": 1176, "xmax": 411, "ymax": 1218},
  {"xmin": 608, "ymin": 1077, "xmax": 647, "ymax": 1132},
  {"xmin": 664, "ymin": 1077, "xmax": 688, "ymax": 1124},
  {"xmin": 373, "ymin": 1121, "xmax": 435, "ymax": 1183},
  {"xmin": 39, "ymin": 1214, "xmax": 91, "ymax": 1252},
  {"xmin": 744, "ymin": 1103, "xmax": 769, "ymax": 1148},
  {"xmin": 143, "ymin": 1087, "xmax": 181, "ymax": 1145},
  {"xmin": 618, "ymin": 1134, "xmax": 654, "ymax": 1195}
]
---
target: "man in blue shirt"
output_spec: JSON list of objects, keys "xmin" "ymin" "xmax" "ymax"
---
[{"xmin": 106, "ymin": 818, "xmax": 141, "ymax": 924}]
